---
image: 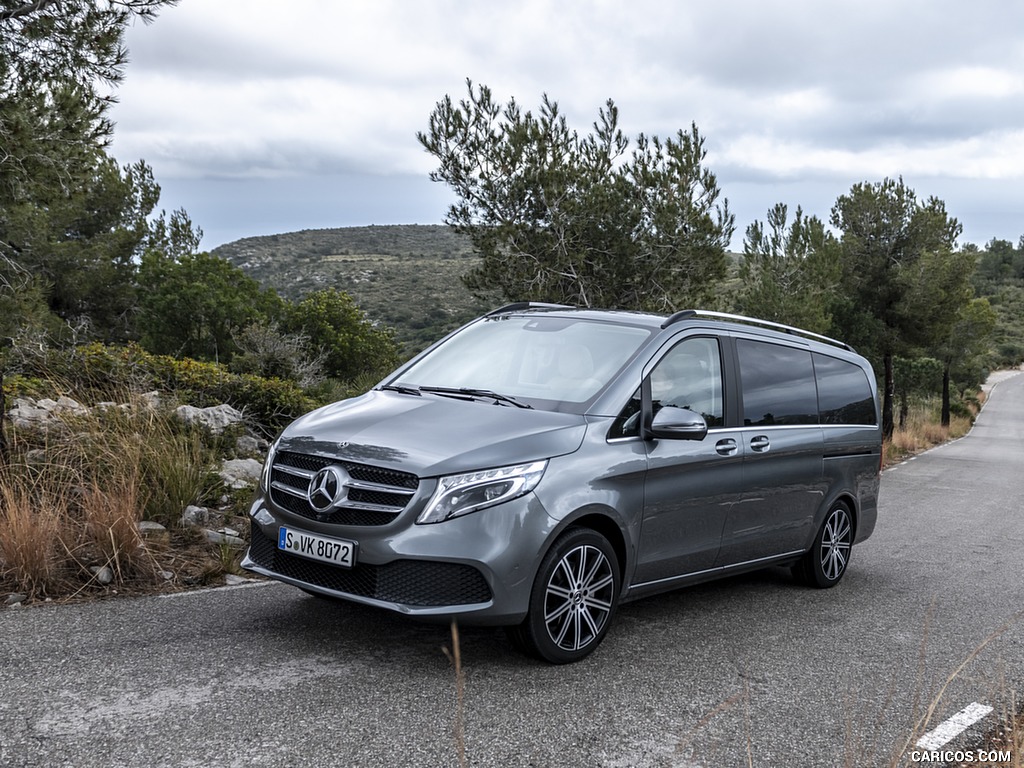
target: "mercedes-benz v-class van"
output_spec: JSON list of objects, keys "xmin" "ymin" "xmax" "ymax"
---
[{"xmin": 242, "ymin": 304, "xmax": 882, "ymax": 663}]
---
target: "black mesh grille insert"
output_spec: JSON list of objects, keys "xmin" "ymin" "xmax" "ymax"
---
[
  {"xmin": 272, "ymin": 493, "xmax": 397, "ymax": 527},
  {"xmin": 247, "ymin": 525, "xmax": 492, "ymax": 607}
]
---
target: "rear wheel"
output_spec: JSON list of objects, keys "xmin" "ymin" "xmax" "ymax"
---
[
  {"xmin": 796, "ymin": 501, "xmax": 853, "ymax": 588},
  {"xmin": 509, "ymin": 527, "xmax": 620, "ymax": 664}
]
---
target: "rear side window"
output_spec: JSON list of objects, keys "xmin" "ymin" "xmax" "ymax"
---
[
  {"xmin": 737, "ymin": 339, "xmax": 818, "ymax": 426},
  {"xmin": 813, "ymin": 353, "xmax": 877, "ymax": 425}
]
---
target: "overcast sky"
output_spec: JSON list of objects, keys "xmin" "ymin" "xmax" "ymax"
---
[{"xmin": 109, "ymin": 0, "xmax": 1024, "ymax": 252}]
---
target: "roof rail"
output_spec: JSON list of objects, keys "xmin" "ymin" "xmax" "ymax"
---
[
  {"xmin": 661, "ymin": 309, "xmax": 854, "ymax": 352},
  {"xmin": 487, "ymin": 301, "xmax": 574, "ymax": 315}
]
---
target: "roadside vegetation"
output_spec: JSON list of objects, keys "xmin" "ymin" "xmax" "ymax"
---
[{"xmin": 0, "ymin": 343, "xmax": 345, "ymax": 603}]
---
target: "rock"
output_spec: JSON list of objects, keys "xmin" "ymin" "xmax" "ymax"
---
[
  {"xmin": 137, "ymin": 520, "xmax": 170, "ymax": 548},
  {"xmin": 219, "ymin": 458, "xmax": 262, "ymax": 489},
  {"xmin": 8, "ymin": 395, "xmax": 85, "ymax": 431},
  {"xmin": 90, "ymin": 565, "xmax": 114, "ymax": 585},
  {"xmin": 235, "ymin": 434, "xmax": 266, "ymax": 456},
  {"xmin": 4, "ymin": 593, "xmax": 27, "ymax": 606},
  {"xmin": 136, "ymin": 391, "xmax": 163, "ymax": 411},
  {"xmin": 25, "ymin": 449, "xmax": 48, "ymax": 466},
  {"xmin": 175, "ymin": 404, "xmax": 245, "ymax": 434},
  {"xmin": 8, "ymin": 398, "xmax": 54, "ymax": 430},
  {"xmin": 204, "ymin": 529, "xmax": 246, "ymax": 548},
  {"xmin": 54, "ymin": 396, "xmax": 88, "ymax": 415},
  {"xmin": 181, "ymin": 505, "xmax": 211, "ymax": 528}
]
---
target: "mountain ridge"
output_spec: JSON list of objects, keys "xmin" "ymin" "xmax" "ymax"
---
[{"xmin": 213, "ymin": 224, "xmax": 490, "ymax": 352}]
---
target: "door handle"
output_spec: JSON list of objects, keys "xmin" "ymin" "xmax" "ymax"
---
[
  {"xmin": 715, "ymin": 438, "xmax": 738, "ymax": 456},
  {"xmin": 750, "ymin": 435, "xmax": 770, "ymax": 452}
]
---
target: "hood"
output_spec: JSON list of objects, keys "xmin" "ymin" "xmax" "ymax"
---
[{"xmin": 277, "ymin": 390, "xmax": 587, "ymax": 477}]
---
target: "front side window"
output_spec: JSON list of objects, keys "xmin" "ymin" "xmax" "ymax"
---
[
  {"xmin": 650, "ymin": 337, "xmax": 724, "ymax": 427},
  {"xmin": 737, "ymin": 339, "xmax": 818, "ymax": 426},
  {"xmin": 608, "ymin": 336, "xmax": 723, "ymax": 439},
  {"xmin": 393, "ymin": 315, "xmax": 652, "ymax": 410}
]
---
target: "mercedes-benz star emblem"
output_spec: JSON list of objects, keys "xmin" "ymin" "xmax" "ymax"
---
[{"xmin": 307, "ymin": 466, "xmax": 348, "ymax": 514}]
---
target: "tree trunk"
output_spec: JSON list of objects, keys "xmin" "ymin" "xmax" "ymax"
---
[
  {"xmin": 882, "ymin": 351, "xmax": 895, "ymax": 440},
  {"xmin": 941, "ymin": 361, "xmax": 951, "ymax": 427}
]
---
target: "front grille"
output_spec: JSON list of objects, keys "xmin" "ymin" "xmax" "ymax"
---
[
  {"xmin": 247, "ymin": 526, "xmax": 492, "ymax": 606},
  {"xmin": 269, "ymin": 450, "xmax": 419, "ymax": 526}
]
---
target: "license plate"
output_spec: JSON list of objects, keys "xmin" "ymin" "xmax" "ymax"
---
[{"xmin": 277, "ymin": 526, "xmax": 356, "ymax": 568}]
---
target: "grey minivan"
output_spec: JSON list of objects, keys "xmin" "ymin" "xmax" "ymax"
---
[{"xmin": 242, "ymin": 305, "xmax": 882, "ymax": 663}]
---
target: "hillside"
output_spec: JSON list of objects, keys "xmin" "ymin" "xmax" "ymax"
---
[
  {"xmin": 213, "ymin": 225, "xmax": 754, "ymax": 357},
  {"xmin": 213, "ymin": 225, "xmax": 494, "ymax": 353}
]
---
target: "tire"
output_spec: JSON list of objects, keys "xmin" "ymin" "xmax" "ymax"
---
[
  {"xmin": 510, "ymin": 527, "xmax": 620, "ymax": 664},
  {"xmin": 796, "ymin": 501, "xmax": 854, "ymax": 588}
]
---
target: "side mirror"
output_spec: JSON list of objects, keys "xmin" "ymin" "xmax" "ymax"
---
[{"xmin": 649, "ymin": 406, "xmax": 708, "ymax": 441}]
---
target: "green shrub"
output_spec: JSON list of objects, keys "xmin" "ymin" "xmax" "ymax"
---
[{"xmin": 11, "ymin": 342, "xmax": 321, "ymax": 435}]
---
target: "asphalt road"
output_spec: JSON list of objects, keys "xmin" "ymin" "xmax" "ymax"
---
[{"xmin": 2, "ymin": 371, "xmax": 1023, "ymax": 768}]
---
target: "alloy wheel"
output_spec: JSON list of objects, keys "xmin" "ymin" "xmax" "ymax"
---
[
  {"xmin": 819, "ymin": 506, "xmax": 852, "ymax": 582},
  {"xmin": 543, "ymin": 544, "xmax": 616, "ymax": 652}
]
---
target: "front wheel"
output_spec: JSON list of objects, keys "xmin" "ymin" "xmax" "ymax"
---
[
  {"xmin": 509, "ymin": 528, "xmax": 620, "ymax": 664},
  {"xmin": 796, "ymin": 501, "xmax": 854, "ymax": 588}
]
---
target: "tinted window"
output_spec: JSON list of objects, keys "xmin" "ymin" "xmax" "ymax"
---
[
  {"xmin": 651, "ymin": 337, "xmax": 724, "ymax": 428},
  {"xmin": 737, "ymin": 339, "xmax": 817, "ymax": 426},
  {"xmin": 608, "ymin": 336, "xmax": 723, "ymax": 439},
  {"xmin": 813, "ymin": 353, "xmax": 876, "ymax": 425}
]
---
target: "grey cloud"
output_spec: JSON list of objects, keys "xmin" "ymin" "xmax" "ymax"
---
[{"xmin": 109, "ymin": 0, "xmax": 1024, "ymax": 250}]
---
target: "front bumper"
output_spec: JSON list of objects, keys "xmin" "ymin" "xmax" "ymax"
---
[{"xmin": 241, "ymin": 490, "xmax": 556, "ymax": 625}]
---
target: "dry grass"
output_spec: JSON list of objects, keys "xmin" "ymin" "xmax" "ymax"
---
[
  {"xmin": 443, "ymin": 620, "xmax": 468, "ymax": 768},
  {"xmin": 0, "ymin": 397, "xmax": 241, "ymax": 600},
  {"xmin": 0, "ymin": 473, "xmax": 68, "ymax": 598},
  {"xmin": 884, "ymin": 397, "xmax": 977, "ymax": 466},
  {"xmin": 78, "ymin": 472, "xmax": 155, "ymax": 581}
]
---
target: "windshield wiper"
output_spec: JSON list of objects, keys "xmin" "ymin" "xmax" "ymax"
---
[
  {"xmin": 380, "ymin": 384, "xmax": 422, "ymax": 396},
  {"xmin": 419, "ymin": 386, "xmax": 533, "ymax": 409}
]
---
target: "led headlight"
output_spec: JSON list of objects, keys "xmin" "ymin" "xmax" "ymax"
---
[{"xmin": 417, "ymin": 460, "xmax": 548, "ymax": 524}]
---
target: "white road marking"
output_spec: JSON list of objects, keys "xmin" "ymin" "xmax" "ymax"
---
[
  {"xmin": 155, "ymin": 579, "xmax": 280, "ymax": 599},
  {"xmin": 915, "ymin": 702, "xmax": 994, "ymax": 751}
]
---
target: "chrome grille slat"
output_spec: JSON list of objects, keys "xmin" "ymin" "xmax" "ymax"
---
[
  {"xmin": 271, "ymin": 480, "xmax": 309, "ymax": 499},
  {"xmin": 342, "ymin": 500, "xmax": 411, "ymax": 514},
  {"xmin": 275, "ymin": 465, "xmax": 314, "ymax": 480},
  {"xmin": 345, "ymin": 478, "xmax": 416, "ymax": 496}
]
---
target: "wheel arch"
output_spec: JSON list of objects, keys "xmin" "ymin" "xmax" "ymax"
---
[
  {"xmin": 830, "ymin": 492, "xmax": 859, "ymax": 541},
  {"xmin": 544, "ymin": 508, "xmax": 630, "ymax": 587}
]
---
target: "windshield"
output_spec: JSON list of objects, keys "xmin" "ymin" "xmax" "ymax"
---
[{"xmin": 391, "ymin": 315, "xmax": 652, "ymax": 409}]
